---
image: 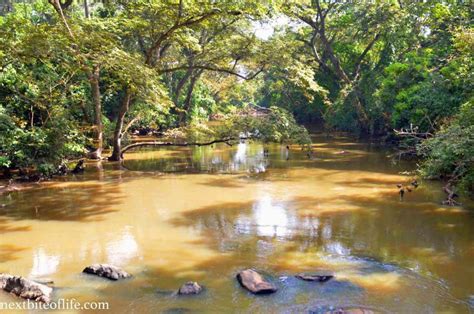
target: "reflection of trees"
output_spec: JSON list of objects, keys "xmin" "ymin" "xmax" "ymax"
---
[{"xmin": 123, "ymin": 142, "xmax": 271, "ymax": 173}]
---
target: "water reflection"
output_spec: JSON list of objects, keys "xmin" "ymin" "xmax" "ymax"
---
[
  {"xmin": 233, "ymin": 142, "xmax": 247, "ymax": 164},
  {"xmin": 122, "ymin": 141, "xmax": 270, "ymax": 173},
  {"xmin": 253, "ymin": 195, "xmax": 291, "ymax": 237},
  {"xmin": 106, "ymin": 227, "xmax": 139, "ymax": 266},
  {"xmin": 30, "ymin": 248, "xmax": 60, "ymax": 277}
]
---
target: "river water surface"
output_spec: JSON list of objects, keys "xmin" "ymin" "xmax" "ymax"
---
[{"xmin": 1, "ymin": 136, "xmax": 473, "ymax": 313}]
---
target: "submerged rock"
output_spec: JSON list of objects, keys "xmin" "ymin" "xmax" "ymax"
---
[
  {"xmin": 0, "ymin": 274, "xmax": 53, "ymax": 303},
  {"xmin": 177, "ymin": 282, "xmax": 203, "ymax": 295},
  {"xmin": 163, "ymin": 308, "xmax": 192, "ymax": 314},
  {"xmin": 82, "ymin": 264, "xmax": 131, "ymax": 280},
  {"xmin": 236, "ymin": 269, "xmax": 277, "ymax": 294},
  {"xmin": 295, "ymin": 273, "xmax": 334, "ymax": 282},
  {"xmin": 32, "ymin": 278, "xmax": 54, "ymax": 285},
  {"xmin": 324, "ymin": 307, "xmax": 375, "ymax": 314}
]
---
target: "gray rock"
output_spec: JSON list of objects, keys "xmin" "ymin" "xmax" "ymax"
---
[
  {"xmin": 295, "ymin": 273, "xmax": 334, "ymax": 282},
  {"xmin": 236, "ymin": 269, "xmax": 277, "ymax": 294},
  {"xmin": 177, "ymin": 282, "xmax": 203, "ymax": 295},
  {"xmin": 0, "ymin": 274, "xmax": 53, "ymax": 303},
  {"xmin": 82, "ymin": 264, "xmax": 131, "ymax": 280}
]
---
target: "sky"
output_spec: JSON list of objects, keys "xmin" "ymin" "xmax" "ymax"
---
[{"xmin": 253, "ymin": 16, "xmax": 293, "ymax": 40}]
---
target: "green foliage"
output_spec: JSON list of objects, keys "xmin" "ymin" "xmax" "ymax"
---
[
  {"xmin": 0, "ymin": 7, "xmax": 87, "ymax": 171},
  {"xmin": 164, "ymin": 106, "xmax": 311, "ymax": 148},
  {"xmin": 0, "ymin": 104, "xmax": 85, "ymax": 170},
  {"xmin": 419, "ymin": 102, "xmax": 474, "ymax": 195}
]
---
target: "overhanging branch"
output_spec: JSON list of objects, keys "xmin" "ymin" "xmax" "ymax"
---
[
  {"xmin": 160, "ymin": 64, "xmax": 265, "ymax": 80},
  {"xmin": 120, "ymin": 137, "xmax": 250, "ymax": 158}
]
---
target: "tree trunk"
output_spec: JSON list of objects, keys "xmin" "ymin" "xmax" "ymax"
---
[
  {"xmin": 84, "ymin": 0, "xmax": 90, "ymax": 18},
  {"xmin": 89, "ymin": 65, "xmax": 103, "ymax": 159},
  {"xmin": 109, "ymin": 90, "xmax": 131, "ymax": 161},
  {"xmin": 173, "ymin": 66, "xmax": 194, "ymax": 103},
  {"xmin": 352, "ymin": 86, "xmax": 369, "ymax": 126},
  {"xmin": 179, "ymin": 70, "xmax": 202, "ymax": 124}
]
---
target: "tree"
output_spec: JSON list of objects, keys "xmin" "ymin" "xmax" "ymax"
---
[{"xmin": 106, "ymin": 0, "xmax": 275, "ymax": 160}]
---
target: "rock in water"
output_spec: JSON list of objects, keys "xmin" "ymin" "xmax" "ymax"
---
[
  {"xmin": 295, "ymin": 274, "xmax": 334, "ymax": 282},
  {"xmin": 0, "ymin": 274, "xmax": 53, "ymax": 303},
  {"xmin": 82, "ymin": 264, "xmax": 131, "ymax": 280},
  {"xmin": 236, "ymin": 269, "xmax": 277, "ymax": 294},
  {"xmin": 325, "ymin": 307, "xmax": 374, "ymax": 314},
  {"xmin": 177, "ymin": 282, "xmax": 203, "ymax": 295},
  {"xmin": 71, "ymin": 159, "xmax": 85, "ymax": 174}
]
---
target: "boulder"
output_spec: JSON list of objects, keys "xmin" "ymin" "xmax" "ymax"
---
[
  {"xmin": 0, "ymin": 274, "xmax": 53, "ymax": 303},
  {"xmin": 236, "ymin": 269, "xmax": 277, "ymax": 294},
  {"xmin": 295, "ymin": 273, "xmax": 334, "ymax": 282},
  {"xmin": 82, "ymin": 264, "xmax": 131, "ymax": 280},
  {"xmin": 177, "ymin": 282, "xmax": 203, "ymax": 295}
]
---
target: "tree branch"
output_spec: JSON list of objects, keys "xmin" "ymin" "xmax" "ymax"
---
[
  {"xmin": 145, "ymin": 9, "xmax": 235, "ymax": 65},
  {"xmin": 48, "ymin": 0, "xmax": 74, "ymax": 39},
  {"xmin": 160, "ymin": 64, "xmax": 265, "ymax": 80},
  {"xmin": 120, "ymin": 137, "xmax": 250, "ymax": 158},
  {"xmin": 353, "ymin": 33, "xmax": 380, "ymax": 78}
]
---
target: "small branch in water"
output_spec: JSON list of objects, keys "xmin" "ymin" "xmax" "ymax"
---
[
  {"xmin": 393, "ymin": 123, "xmax": 433, "ymax": 139},
  {"xmin": 442, "ymin": 183, "xmax": 461, "ymax": 206}
]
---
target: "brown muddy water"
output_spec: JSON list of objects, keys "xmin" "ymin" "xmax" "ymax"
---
[{"xmin": 0, "ymin": 136, "xmax": 473, "ymax": 313}]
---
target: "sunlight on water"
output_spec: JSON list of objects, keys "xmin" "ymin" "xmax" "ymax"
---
[
  {"xmin": 337, "ymin": 271, "xmax": 401, "ymax": 293},
  {"xmin": 30, "ymin": 248, "xmax": 60, "ymax": 278},
  {"xmin": 106, "ymin": 227, "xmax": 139, "ymax": 266},
  {"xmin": 253, "ymin": 195, "xmax": 291, "ymax": 237}
]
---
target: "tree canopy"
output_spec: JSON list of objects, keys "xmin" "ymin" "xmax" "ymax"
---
[{"xmin": 0, "ymin": 0, "xmax": 472, "ymax": 194}]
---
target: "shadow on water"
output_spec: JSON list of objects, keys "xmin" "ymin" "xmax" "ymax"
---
[
  {"xmin": 0, "ymin": 217, "xmax": 31, "ymax": 233},
  {"xmin": 0, "ymin": 180, "xmax": 123, "ymax": 222},
  {"xmin": 198, "ymin": 177, "xmax": 247, "ymax": 188},
  {"xmin": 0, "ymin": 244, "xmax": 27, "ymax": 263}
]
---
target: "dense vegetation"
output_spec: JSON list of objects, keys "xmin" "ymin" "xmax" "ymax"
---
[{"xmin": 0, "ymin": 1, "xmax": 472, "ymax": 195}]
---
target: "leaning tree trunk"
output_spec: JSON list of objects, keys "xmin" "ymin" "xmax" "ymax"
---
[
  {"xmin": 352, "ymin": 86, "xmax": 370, "ymax": 133},
  {"xmin": 109, "ymin": 90, "xmax": 131, "ymax": 161},
  {"xmin": 173, "ymin": 66, "xmax": 194, "ymax": 103},
  {"xmin": 89, "ymin": 65, "xmax": 103, "ymax": 159}
]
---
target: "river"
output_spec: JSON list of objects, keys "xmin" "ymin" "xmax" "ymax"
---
[{"xmin": 1, "ymin": 136, "xmax": 473, "ymax": 313}]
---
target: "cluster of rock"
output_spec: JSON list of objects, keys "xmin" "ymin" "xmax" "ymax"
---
[
  {"xmin": 0, "ymin": 264, "xmax": 334, "ymax": 304},
  {"xmin": 0, "ymin": 274, "xmax": 53, "ymax": 303}
]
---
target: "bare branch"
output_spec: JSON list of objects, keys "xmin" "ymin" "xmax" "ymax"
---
[{"xmin": 48, "ymin": 0, "xmax": 74, "ymax": 39}]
